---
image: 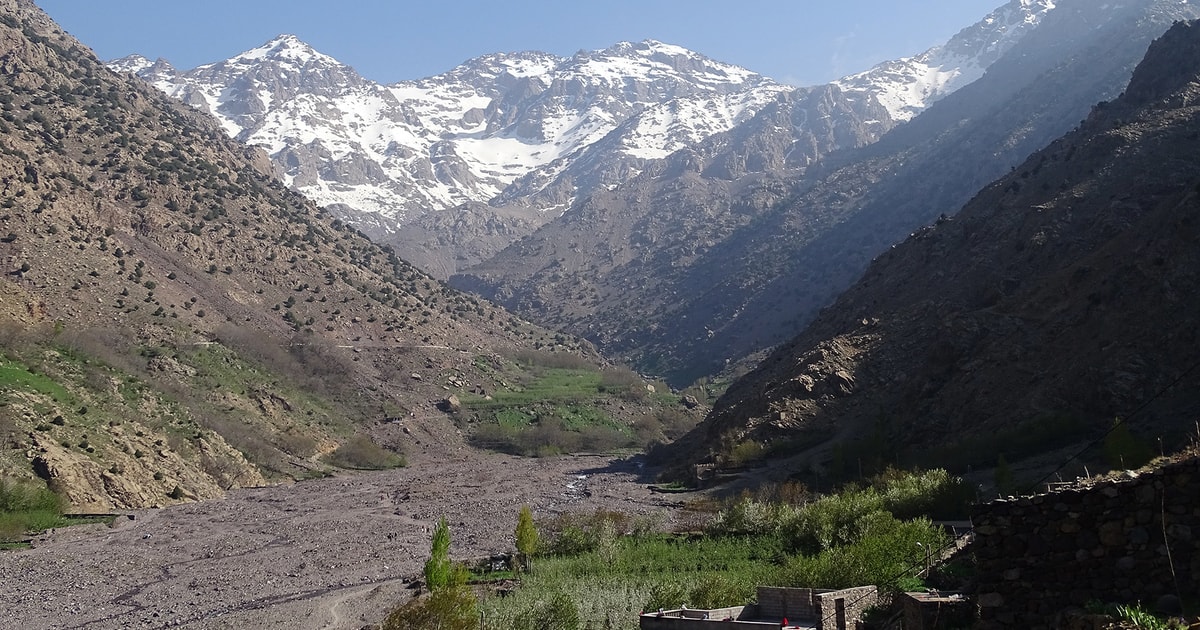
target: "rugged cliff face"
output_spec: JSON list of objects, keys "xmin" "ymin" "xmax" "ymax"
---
[{"xmin": 684, "ymin": 20, "xmax": 1200, "ymax": 477}]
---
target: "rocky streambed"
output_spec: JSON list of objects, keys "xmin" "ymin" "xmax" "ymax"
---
[{"xmin": 0, "ymin": 453, "xmax": 678, "ymax": 629}]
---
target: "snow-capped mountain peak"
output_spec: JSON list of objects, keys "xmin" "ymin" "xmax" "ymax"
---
[
  {"xmin": 834, "ymin": 0, "xmax": 1056, "ymax": 121},
  {"xmin": 108, "ymin": 54, "xmax": 155, "ymax": 75},
  {"xmin": 114, "ymin": 2, "xmax": 1067, "ymax": 276},
  {"xmin": 117, "ymin": 35, "xmax": 787, "ymax": 230},
  {"xmin": 211, "ymin": 33, "xmax": 343, "ymax": 72}
]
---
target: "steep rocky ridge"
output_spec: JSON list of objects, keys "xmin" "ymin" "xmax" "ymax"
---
[
  {"xmin": 451, "ymin": 83, "xmax": 893, "ymax": 349},
  {"xmin": 112, "ymin": 1, "xmax": 1054, "ymax": 279},
  {"xmin": 113, "ymin": 39, "xmax": 789, "ymax": 276},
  {"xmin": 455, "ymin": 0, "xmax": 1200, "ymax": 386},
  {"xmin": 683, "ymin": 19, "xmax": 1200, "ymax": 476},
  {"xmin": 0, "ymin": 0, "xmax": 608, "ymax": 509}
]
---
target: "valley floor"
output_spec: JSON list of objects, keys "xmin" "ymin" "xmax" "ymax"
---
[{"xmin": 0, "ymin": 453, "xmax": 675, "ymax": 629}]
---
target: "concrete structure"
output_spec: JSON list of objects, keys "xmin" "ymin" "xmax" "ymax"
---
[{"xmin": 639, "ymin": 585, "xmax": 878, "ymax": 630}]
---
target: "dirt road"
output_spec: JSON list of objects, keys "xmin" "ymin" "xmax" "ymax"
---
[{"xmin": 0, "ymin": 453, "xmax": 679, "ymax": 629}]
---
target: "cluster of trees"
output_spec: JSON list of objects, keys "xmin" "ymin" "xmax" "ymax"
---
[
  {"xmin": 382, "ymin": 505, "xmax": 540, "ymax": 630},
  {"xmin": 382, "ymin": 468, "xmax": 974, "ymax": 629}
]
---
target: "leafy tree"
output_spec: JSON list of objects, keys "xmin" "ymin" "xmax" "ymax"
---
[
  {"xmin": 515, "ymin": 505, "xmax": 538, "ymax": 573},
  {"xmin": 392, "ymin": 517, "xmax": 476, "ymax": 629},
  {"xmin": 424, "ymin": 517, "xmax": 453, "ymax": 591}
]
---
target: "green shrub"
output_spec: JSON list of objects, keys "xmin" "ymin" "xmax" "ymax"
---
[
  {"xmin": 0, "ymin": 477, "xmax": 66, "ymax": 541},
  {"xmin": 515, "ymin": 505, "xmax": 538, "ymax": 573},
  {"xmin": 0, "ymin": 477, "xmax": 63, "ymax": 514},
  {"xmin": 871, "ymin": 468, "xmax": 974, "ymax": 520},
  {"xmin": 381, "ymin": 587, "xmax": 478, "ymax": 630},
  {"xmin": 425, "ymin": 517, "xmax": 454, "ymax": 591},
  {"xmin": 511, "ymin": 591, "xmax": 580, "ymax": 630},
  {"xmin": 784, "ymin": 489, "xmax": 886, "ymax": 554},
  {"xmin": 325, "ymin": 435, "xmax": 405, "ymax": 470},
  {"xmin": 1111, "ymin": 602, "xmax": 1173, "ymax": 630},
  {"xmin": 778, "ymin": 515, "xmax": 948, "ymax": 591},
  {"xmin": 706, "ymin": 497, "xmax": 794, "ymax": 537}
]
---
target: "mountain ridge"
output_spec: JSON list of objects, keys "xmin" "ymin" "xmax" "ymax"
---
[
  {"xmin": 678, "ymin": 17, "xmax": 1200, "ymax": 478},
  {"xmin": 111, "ymin": 1, "xmax": 1053, "ymax": 278},
  {"xmin": 452, "ymin": 0, "xmax": 1200, "ymax": 387},
  {"xmin": 0, "ymin": 0, "xmax": 639, "ymax": 509}
]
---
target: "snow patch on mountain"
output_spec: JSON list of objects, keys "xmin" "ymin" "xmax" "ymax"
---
[
  {"xmin": 114, "ymin": 36, "xmax": 781, "ymax": 226},
  {"xmin": 835, "ymin": 0, "xmax": 1056, "ymax": 121},
  {"xmin": 112, "ymin": 3, "xmax": 1061, "ymax": 241}
]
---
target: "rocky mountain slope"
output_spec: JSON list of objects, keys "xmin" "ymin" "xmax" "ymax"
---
[
  {"xmin": 111, "ymin": 39, "xmax": 789, "ymax": 276},
  {"xmin": 112, "ymin": 1, "xmax": 1054, "ymax": 278},
  {"xmin": 454, "ymin": 0, "xmax": 1200, "ymax": 386},
  {"xmin": 0, "ymin": 0, "xmax": 634, "ymax": 510},
  {"xmin": 681, "ymin": 18, "xmax": 1200, "ymax": 477}
]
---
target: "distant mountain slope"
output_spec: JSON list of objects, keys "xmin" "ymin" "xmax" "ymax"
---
[
  {"xmin": 455, "ymin": 0, "xmax": 1199, "ymax": 386},
  {"xmin": 113, "ymin": 2, "xmax": 1052, "ymax": 277},
  {"xmin": 111, "ymin": 39, "xmax": 787, "ymax": 270},
  {"xmin": 0, "ymin": 0, "xmax": 608, "ymax": 509},
  {"xmin": 683, "ymin": 18, "xmax": 1200, "ymax": 476}
]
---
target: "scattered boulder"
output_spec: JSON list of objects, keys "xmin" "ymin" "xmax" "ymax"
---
[{"xmin": 436, "ymin": 395, "xmax": 462, "ymax": 413}]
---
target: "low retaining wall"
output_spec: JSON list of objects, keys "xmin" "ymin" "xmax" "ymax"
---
[
  {"xmin": 971, "ymin": 457, "xmax": 1200, "ymax": 627},
  {"xmin": 639, "ymin": 585, "xmax": 878, "ymax": 630}
]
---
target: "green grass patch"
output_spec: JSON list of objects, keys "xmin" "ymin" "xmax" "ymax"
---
[
  {"xmin": 461, "ymin": 364, "xmax": 641, "ymax": 456},
  {"xmin": 0, "ymin": 358, "xmax": 74, "ymax": 404},
  {"xmin": 462, "ymin": 368, "xmax": 605, "ymax": 409},
  {"xmin": 469, "ymin": 403, "xmax": 637, "ymax": 457},
  {"xmin": 495, "ymin": 409, "xmax": 533, "ymax": 429}
]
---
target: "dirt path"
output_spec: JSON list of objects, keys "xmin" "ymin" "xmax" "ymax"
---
[{"xmin": 0, "ymin": 453, "xmax": 679, "ymax": 629}]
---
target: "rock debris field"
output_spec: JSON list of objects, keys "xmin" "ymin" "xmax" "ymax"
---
[{"xmin": 0, "ymin": 453, "xmax": 679, "ymax": 629}]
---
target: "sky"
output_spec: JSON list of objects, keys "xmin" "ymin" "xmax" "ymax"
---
[{"xmin": 36, "ymin": 0, "xmax": 1004, "ymax": 87}]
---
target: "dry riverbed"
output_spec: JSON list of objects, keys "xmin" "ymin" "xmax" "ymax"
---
[{"xmin": 0, "ymin": 453, "xmax": 681, "ymax": 629}]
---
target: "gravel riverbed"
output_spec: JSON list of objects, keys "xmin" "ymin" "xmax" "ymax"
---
[{"xmin": 1, "ymin": 453, "xmax": 681, "ymax": 629}]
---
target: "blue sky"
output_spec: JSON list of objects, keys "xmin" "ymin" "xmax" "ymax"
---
[{"xmin": 37, "ymin": 0, "xmax": 1003, "ymax": 86}]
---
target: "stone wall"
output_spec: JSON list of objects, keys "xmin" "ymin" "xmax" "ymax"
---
[
  {"xmin": 638, "ymin": 586, "xmax": 878, "ymax": 629},
  {"xmin": 757, "ymin": 586, "xmax": 819, "ymax": 619},
  {"xmin": 814, "ymin": 586, "xmax": 878, "ymax": 630},
  {"xmin": 971, "ymin": 457, "xmax": 1200, "ymax": 627}
]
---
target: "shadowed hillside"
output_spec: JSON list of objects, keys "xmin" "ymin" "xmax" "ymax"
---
[{"xmin": 677, "ymin": 19, "xmax": 1200, "ymax": 482}]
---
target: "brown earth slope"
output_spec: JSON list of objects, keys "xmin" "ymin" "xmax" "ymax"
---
[
  {"xmin": 0, "ymin": 0, "xmax": 618, "ymax": 509},
  {"xmin": 453, "ymin": 0, "xmax": 1200, "ymax": 387},
  {"xmin": 681, "ymin": 20, "xmax": 1200, "ymax": 479}
]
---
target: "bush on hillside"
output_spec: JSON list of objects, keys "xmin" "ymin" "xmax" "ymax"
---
[
  {"xmin": 325, "ymin": 435, "xmax": 405, "ymax": 470},
  {"xmin": 0, "ymin": 477, "xmax": 66, "ymax": 541}
]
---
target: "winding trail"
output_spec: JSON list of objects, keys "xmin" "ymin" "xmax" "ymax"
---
[{"xmin": 0, "ymin": 453, "xmax": 673, "ymax": 629}]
